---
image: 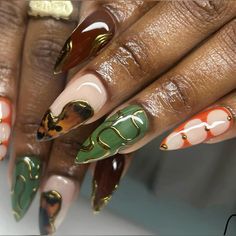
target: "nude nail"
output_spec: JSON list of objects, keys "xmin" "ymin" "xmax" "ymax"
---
[
  {"xmin": 0, "ymin": 97, "xmax": 12, "ymax": 160},
  {"xmin": 37, "ymin": 73, "xmax": 107, "ymax": 141},
  {"xmin": 39, "ymin": 175, "xmax": 77, "ymax": 235},
  {"xmin": 160, "ymin": 106, "xmax": 233, "ymax": 150}
]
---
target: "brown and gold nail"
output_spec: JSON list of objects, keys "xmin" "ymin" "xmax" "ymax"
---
[
  {"xmin": 92, "ymin": 154, "xmax": 125, "ymax": 213},
  {"xmin": 54, "ymin": 8, "xmax": 116, "ymax": 74}
]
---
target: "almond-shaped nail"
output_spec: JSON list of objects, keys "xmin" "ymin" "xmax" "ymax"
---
[
  {"xmin": 37, "ymin": 73, "xmax": 107, "ymax": 141},
  {"xmin": 92, "ymin": 154, "xmax": 125, "ymax": 213},
  {"xmin": 11, "ymin": 156, "xmax": 42, "ymax": 221},
  {"xmin": 54, "ymin": 9, "xmax": 115, "ymax": 74},
  {"xmin": 0, "ymin": 97, "xmax": 12, "ymax": 160},
  {"xmin": 39, "ymin": 175, "xmax": 76, "ymax": 235},
  {"xmin": 76, "ymin": 105, "xmax": 149, "ymax": 164},
  {"xmin": 160, "ymin": 106, "xmax": 233, "ymax": 150}
]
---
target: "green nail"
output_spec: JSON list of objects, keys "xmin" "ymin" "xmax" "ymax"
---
[
  {"xmin": 11, "ymin": 156, "xmax": 41, "ymax": 221},
  {"xmin": 76, "ymin": 105, "xmax": 149, "ymax": 164}
]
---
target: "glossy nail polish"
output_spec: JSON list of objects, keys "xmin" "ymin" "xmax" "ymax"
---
[
  {"xmin": 11, "ymin": 156, "xmax": 41, "ymax": 221},
  {"xmin": 54, "ymin": 9, "xmax": 115, "ymax": 74},
  {"xmin": 92, "ymin": 154, "xmax": 125, "ymax": 212},
  {"xmin": 0, "ymin": 97, "xmax": 12, "ymax": 160},
  {"xmin": 76, "ymin": 105, "xmax": 149, "ymax": 164},
  {"xmin": 37, "ymin": 73, "xmax": 107, "ymax": 141},
  {"xmin": 39, "ymin": 175, "xmax": 76, "ymax": 235},
  {"xmin": 160, "ymin": 106, "xmax": 233, "ymax": 150}
]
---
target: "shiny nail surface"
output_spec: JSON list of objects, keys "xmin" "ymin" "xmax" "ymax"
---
[
  {"xmin": 54, "ymin": 9, "xmax": 115, "ymax": 74},
  {"xmin": 39, "ymin": 175, "xmax": 76, "ymax": 235},
  {"xmin": 160, "ymin": 106, "xmax": 233, "ymax": 150},
  {"xmin": 0, "ymin": 97, "xmax": 12, "ymax": 160},
  {"xmin": 37, "ymin": 73, "xmax": 106, "ymax": 141},
  {"xmin": 11, "ymin": 156, "xmax": 41, "ymax": 221},
  {"xmin": 92, "ymin": 154, "xmax": 125, "ymax": 212},
  {"xmin": 76, "ymin": 105, "xmax": 149, "ymax": 164}
]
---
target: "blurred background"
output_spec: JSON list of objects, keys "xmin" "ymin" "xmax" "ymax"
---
[{"xmin": 0, "ymin": 134, "xmax": 236, "ymax": 235}]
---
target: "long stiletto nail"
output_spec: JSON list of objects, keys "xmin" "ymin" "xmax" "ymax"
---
[
  {"xmin": 0, "ymin": 97, "xmax": 12, "ymax": 160},
  {"xmin": 11, "ymin": 156, "xmax": 42, "ymax": 221},
  {"xmin": 39, "ymin": 175, "xmax": 76, "ymax": 235},
  {"xmin": 92, "ymin": 154, "xmax": 125, "ymax": 213},
  {"xmin": 54, "ymin": 9, "xmax": 115, "ymax": 74},
  {"xmin": 160, "ymin": 106, "xmax": 233, "ymax": 150},
  {"xmin": 37, "ymin": 73, "xmax": 107, "ymax": 141},
  {"xmin": 76, "ymin": 105, "xmax": 149, "ymax": 164}
]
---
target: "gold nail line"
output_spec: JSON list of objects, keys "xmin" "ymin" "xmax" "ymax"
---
[
  {"xmin": 160, "ymin": 144, "xmax": 168, "ymax": 150},
  {"xmin": 182, "ymin": 134, "xmax": 187, "ymax": 140},
  {"xmin": 90, "ymin": 33, "xmax": 112, "ymax": 56}
]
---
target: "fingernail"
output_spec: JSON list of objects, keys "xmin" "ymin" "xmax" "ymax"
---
[
  {"xmin": 37, "ymin": 73, "xmax": 107, "ymax": 141},
  {"xmin": 11, "ymin": 156, "xmax": 42, "ymax": 221},
  {"xmin": 160, "ymin": 106, "xmax": 233, "ymax": 150},
  {"xmin": 54, "ymin": 9, "xmax": 115, "ymax": 74},
  {"xmin": 0, "ymin": 97, "xmax": 12, "ymax": 160},
  {"xmin": 76, "ymin": 105, "xmax": 149, "ymax": 164},
  {"xmin": 92, "ymin": 154, "xmax": 125, "ymax": 213},
  {"xmin": 39, "ymin": 175, "xmax": 76, "ymax": 235}
]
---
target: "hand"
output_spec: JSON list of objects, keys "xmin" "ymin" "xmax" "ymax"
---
[
  {"xmin": 4, "ymin": 0, "xmax": 150, "ymax": 235},
  {"xmin": 38, "ymin": 1, "xmax": 236, "ymax": 162}
]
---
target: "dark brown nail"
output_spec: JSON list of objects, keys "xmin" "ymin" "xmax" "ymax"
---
[
  {"xmin": 92, "ymin": 154, "xmax": 125, "ymax": 212},
  {"xmin": 54, "ymin": 9, "xmax": 115, "ymax": 74}
]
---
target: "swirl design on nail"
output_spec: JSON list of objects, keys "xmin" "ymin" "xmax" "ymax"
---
[
  {"xmin": 39, "ymin": 190, "xmax": 62, "ymax": 235},
  {"xmin": 37, "ymin": 100, "xmax": 94, "ymax": 141},
  {"xmin": 11, "ymin": 156, "xmax": 41, "ymax": 221},
  {"xmin": 76, "ymin": 105, "xmax": 149, "ymax": 164}
]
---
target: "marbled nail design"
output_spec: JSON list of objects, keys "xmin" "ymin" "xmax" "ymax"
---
[
  {"xmin": 54, "ymin": 9, "xmax": 115, "ymax": 74},
  {"xmin": 11, "ymin": 156, "xmax": 41, "ymax": 221},
  {"xmin": 37, "ymin": 74, "xmax": 106, "ymax": 141},
  {"xmin": 160, "ymin": 106, "xmax": 233, "ymax": 150},
  {"xmin": 0, "ymin": 97, "xmax": 12, "ymax": 160},
  {"xmin": 76, "ymin": 105, "xmax": 149, "ymax": 164},
  {"xmin": 92, "ymin": 154, "xmax": 125, "ymax": 212},
  {"xmin": 39, "ymin": 176, "xmax": 76, "ymax": 235}
]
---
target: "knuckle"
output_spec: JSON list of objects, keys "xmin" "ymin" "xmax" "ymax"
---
[
  {"xmin": 160, "ymin": 75, "xmax": 197, "ymax": 116},
  {"xmin": 15, "ymin": 122, "xmax": 39, "ymax": 138},
  {"xmin": 27, "ymin": 37, "xmax": 62, "ymax": 71},
  {"xmin": 218, "ymin": 20, "xmax": 236, "ymax": 61},
  {"xmin": 177, "ymin": 0, "xmax": 230, "ymax": 24},
  {"xmin": 115, "ymin": 35, "xmax": 151, "ymax": 79},
  {"xmin": 0, "ymin": 1, "xmax": 26, "ymax": 29}
]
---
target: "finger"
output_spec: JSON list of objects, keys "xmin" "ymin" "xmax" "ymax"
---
[
  {"xmin": 0, "ymin": 1, "xmax": 28, "ymax": 160},
  {"xmin": 54, "ymin": 0, "xmax": 157, "ymax": 73},
  {"xmin": 75, "ymin": 18, "xmax": 236, "ymax": 164},
  {"xmin": 164, "ymin": 91, "xmax": 236, "ymax": 150},
  {"xmin": 10, "ymin": 16, "xmax": 76, "ymax": 221},
  {"xmin": 92, "ymin": 153, "xmax": 132, "ymax": 212},
  {"xmin": 39, "ymin": 122, "xmax": 100, "ymax": 235},
  {"xmin": 38, "ymin": 1, "xmax": 236, "ymax": 141}
]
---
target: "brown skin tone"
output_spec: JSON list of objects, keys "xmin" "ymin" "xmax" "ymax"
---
[{"xmin": 4, "ymin": 0, "xmax": 236, "ymax": 232}]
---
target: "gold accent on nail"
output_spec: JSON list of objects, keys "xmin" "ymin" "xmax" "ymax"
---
[
  {"xmin": 160, "ymin": 144, "xmax": 168, "ymax": 150},
  {"xmin": 90, "ymin": 33, "xmax": 113, "ymax": 56},
  {"xmin": 182, "ymin": 134, "xmax": 187, "ymax": 140},
  {"xmin": 227, "ymin": 116, "xmax": 232, "ymax": 121},
  {"xmin": 38, "ymin": 100, "xmax": 94, "ymax": 140},
  {"xmin": 205, "ymin": 126, "xmax": 210, "ymax": 132}
]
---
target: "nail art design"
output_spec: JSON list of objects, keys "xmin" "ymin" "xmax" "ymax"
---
[
  {"xmin": 37, "ymin": 74, "xmax": 106, "ymax": 141},
  {"xmin": 76, "ymin": 105, "xmax": 149, "ymax": 164},
  {"xmin": 54, "ymin": 9, "xmax": 115, "ymax": 74},
  {"xmin": 160, "ymin": 106, "xmax": 233, "ymax": 150},
  {"xmin": 0, "ymin": 97, "xmax": 12, "ymax": 160},
  {"xmin": 39, "ymin": 175, "xmax": 76, "ymax": 235},
  {"xmin": 39, "ymin": 191, "xmax": 62, "ymax": 235},
  {"xmin": 37, "ymin": 101, "xmax": 93, "ymax": 141},
  {"xmin": 92, "ymin": 154, "xmax": 125, "ymax": 212},
  {"xmin": 11, "ymin": 156, "xmax": 41, "ymax": 221}
]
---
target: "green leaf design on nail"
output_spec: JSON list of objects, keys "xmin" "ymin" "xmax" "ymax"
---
[
  {"xmin": 11, "ymin": 156, "xmax": 41, "ymax": 221},
  {"xmin": 76, "ymin": 105, "xmax": 149, "ymax": 164}
]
